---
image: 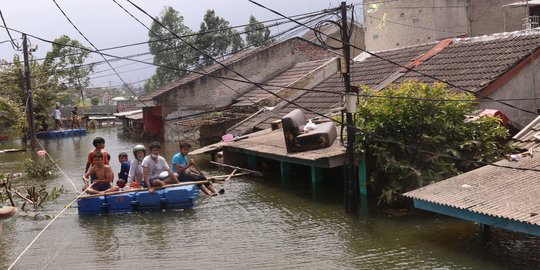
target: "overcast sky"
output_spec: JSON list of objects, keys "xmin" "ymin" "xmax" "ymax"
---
[{"xmin": 0, "ymin": 0, "xmax": 355, "ymax": 88}]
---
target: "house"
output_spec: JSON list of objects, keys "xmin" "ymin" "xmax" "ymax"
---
[
  {"xmin": 363, "ymin": 0, "xmax": 533, "ymax": 51},
  {"xmin": 404, "ymin": 116, "xmax": 540, "ymax": 236},
  {"xmin": 137, "ymin": 37, "xmax": 338, "ymax": 144},
  {"xmin": 230, "ymin": 29, "xmax": 540, "ymax": 136}
]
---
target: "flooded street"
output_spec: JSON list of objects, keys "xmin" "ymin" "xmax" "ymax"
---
[{"xmin": 0, "ymin": 128, "xmax": 538, "ymax": 269}]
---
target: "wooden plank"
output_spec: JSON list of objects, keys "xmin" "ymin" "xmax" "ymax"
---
[{"xmin": 210, "ymin": 161, "xmax": 264, "ymax": 176}]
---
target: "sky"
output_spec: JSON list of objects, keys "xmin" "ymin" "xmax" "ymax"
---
[{"xmin": 0, "ymin": 0, "xmax": 353, "ymax": 88}]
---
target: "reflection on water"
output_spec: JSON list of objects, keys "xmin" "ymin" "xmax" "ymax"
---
[{"xmin": 0, "ymin": 128, "xmax": 539, "ymax": 269}]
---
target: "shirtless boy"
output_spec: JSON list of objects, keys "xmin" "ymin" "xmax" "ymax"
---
[{"xmin": 82, "ymin": 152, "xmax": 118, "ymax": 194}]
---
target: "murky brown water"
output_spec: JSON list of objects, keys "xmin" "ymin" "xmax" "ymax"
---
[{"xmin": 0, "ymin": 128, "xmax": 538, "ymax": 269}]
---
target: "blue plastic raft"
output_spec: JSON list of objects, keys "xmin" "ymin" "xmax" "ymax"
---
[
  {"xmin": 77, "ymin": 184, "xmax": 199, "ymax": 215},
  {"xmin": 36, "ymin": 129, "xmax": 87, "ymax": 139}
]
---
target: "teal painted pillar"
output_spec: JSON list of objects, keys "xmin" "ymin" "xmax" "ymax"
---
[
  {"xmin": 311, "ymin": 166, "xmax": 323, "ymax": 185},
  {"xmin": 311, "ymin": 166, "xmax": 323, "ymax": 200},
  {"xmin": 280, "ymin": 161, "xmax": 291, "ymax": 187},
  {"xmin": 247, "ymin": 155, "xmax": 257, "ymax": 170},
  {"xmin": 358, "ymin": 153, "xmax": 368, "ymax": 208},
  {"xmin": 280, "ymin": 161, "xmax": 290, "ymax": 181},
  {"xmin": 479, "ymin": 224, "xmax": 491, "ymax": 239}
]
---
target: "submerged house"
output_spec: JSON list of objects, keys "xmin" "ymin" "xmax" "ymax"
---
[
  {"xmin": 404, "ymin": 116, "xmax": 540, "ymax": 236},
  {"xmin": 137, "ymin": 37, "xmax": 338, "ymax": 144},
  {"xmin": 230, "ymin": 29, "xmax": 540, "ymax": 136}
]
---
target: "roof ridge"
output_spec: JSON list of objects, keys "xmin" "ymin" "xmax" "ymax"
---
[{"xmin": 455, "ymin": 29, "xmax": 540, "ymax": 44}]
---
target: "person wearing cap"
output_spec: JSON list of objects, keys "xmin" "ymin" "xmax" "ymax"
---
[{"xmin": 127, "ymin": 145, "xmax": 146, "ymax": 188}]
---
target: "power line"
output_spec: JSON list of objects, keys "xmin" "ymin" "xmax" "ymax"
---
[
  {"xmin": 0, "ymin": 8, "xmax": 331, "ymax": 67},
  {"xmin": 126, "ymin": 0, "xmax": 345, "ymax": 127},
  {"xmin": 248, "ymin": 0, "xmax": 539, "ymax": 116},
  {"xmin": 0, "ymin": 9, "xmax": 20, "ymax": 50},
  {"xmin": 88, "ymin": 11, "xmax": 334, "ymax": 83},
  {"xmin": 4, "ymin": 22, "xmax": 540, "ymax": 106}
]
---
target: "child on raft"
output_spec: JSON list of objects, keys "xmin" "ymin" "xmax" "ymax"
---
[{"xmin": 171, "ymin": 142, "xmax": 224, "ymax": 196}]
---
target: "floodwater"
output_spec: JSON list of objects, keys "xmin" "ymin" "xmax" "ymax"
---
[{"xmin": 0, "ymin": 128, "xmax": 539, "ymax": 269}]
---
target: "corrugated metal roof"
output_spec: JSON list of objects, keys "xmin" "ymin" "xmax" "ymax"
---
[
  {"xmin": 232, "ymin": 59, "xmax": 330, "ymax": 107},
  {"xmin": 404, "ymin": 155, "xmax": 540, "ymax": 226},
  {"xmin": 513, "ymin": 115, "xmax": 540, "ymax": 150}
]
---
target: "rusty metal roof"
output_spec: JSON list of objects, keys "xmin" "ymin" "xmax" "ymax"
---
[{"xmin": 404, "ymin": 155, "xmax": 540, "ymax": 226}]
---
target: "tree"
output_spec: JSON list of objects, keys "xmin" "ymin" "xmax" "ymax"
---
[
  {"xmin": 43, "ymin": 35, "xmax": 94, "ymax": 104},
  {"xmin": 245, "ymin": 15, "xmax": 273, "ymax": 47},
  {"xmin": 0, "ymin": 35, "xmax": 93, "ymax": 133},
  {"xmin": 145, "ymin": 6, "xmax": 195, "ymax": 92},
  {"xmin": 90, "ymin": 97, "xmax": 99, "ymax": 106},
  {"xmin": 194, "ymin": 10, "xmax": 244, "ymax": 67},
  {"xmin": 0, "ymin": 96, "xmax": 25, "ymax": 136},
  {"xmin": 355, "ymin": 82, "xmax": 513, "ymax": 206}
]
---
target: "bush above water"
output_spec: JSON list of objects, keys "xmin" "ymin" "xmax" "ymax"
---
[{"xmin": 23, "ymin": 158, "xmax": 60, "ymax": 178}]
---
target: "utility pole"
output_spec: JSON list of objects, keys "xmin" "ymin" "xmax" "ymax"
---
[
  {"xmin": 340, "ymin": 1, "xmax": 358, "ymax": 213},
  {"xmin": 22, "ymin": 34, "xmax": 37, "ymax": 149}
]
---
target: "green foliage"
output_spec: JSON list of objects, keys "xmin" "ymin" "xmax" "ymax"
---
[
  {"xmin": 0, "ymin": 96, "xmax": 25, "ymax": 135},
  {"xmin": 355, "ymin": 82, "xmax": 513, "ymax": 206},
  {"xmin": 43, "ymin": 35, "xmax": 94, "ymax": 103},
  {"xmin": 145, "ymin": 6, "xmax": 195, "ymax": 92},
  {"xmin": 87, "ymin": 119, "xmax": 98, "ymax": 129},
  {"xmin": 90, "ymin": 96, "xmax": 99, "ymax": 106},
  {"xmin": 23, "ymin": 158, "xmax": 59, "ymax": 178},
  {"xmin": 144, "ymin": 7, "xmax": 248, "ymax": 92},
  {"xmin": 245, "ymin": 15, "xmax": 273, "ymax": 47},
  {"xmin": 194, "ymin": 9, "xmax": 244, "ymax": 66},
  {"xmin": 0, "ymin": 35, "xmax": 92, "ymax": 134}
]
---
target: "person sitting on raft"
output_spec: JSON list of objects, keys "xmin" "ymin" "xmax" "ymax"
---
[
  {"xmin": 82, "ymin": 151, "xmax": 118, "ymax": 194},
  {"xmin": 141, "ymin": 142, "xmax": 178, "ymax": 193},
  {"xmin": 172, "ymin": 142, "xmax": 223, "ymax": 196},
  {"xmin": 117, "ymin": 152, "xmax": 130, "ymax": 182},
  {"xmin": 85, "ymin": 137, "xmax": 111, "ymax": 178},
  {"xmin": 127, "ymin": 144, "xmax": 146, "ymax": 188}
]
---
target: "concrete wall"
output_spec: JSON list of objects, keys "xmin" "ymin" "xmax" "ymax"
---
[
  {"xmin": 158, "ymin": 38, "xmax": 335, "ymax": 141},
  {"xmin": 364, "ymin": 0, "xmax": 527, "ymax": 51},
  {"xmin": 481, "ymin": 56, "xmax": 540, "ymax": 128}
]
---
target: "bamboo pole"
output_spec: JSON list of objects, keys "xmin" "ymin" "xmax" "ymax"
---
[
  {"xmin": 210, "ymin": 161, "xmax": 264, "ymax": 176},
  {"xmin": 80, "ymin": 180, "xmax": 209, "ymax": 199},
  {"xmin": 212, "ymin": 172, "xmax": 249, "ymax": 179},
  {"xmin": 225, "ymin": 169, "xmax": 237, "ymax": 181}
]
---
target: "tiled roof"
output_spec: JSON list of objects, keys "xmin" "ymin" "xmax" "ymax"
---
[
  {"xmin": 513, "ymin": 115, "xmax": 540, "ymax": 150},
  {"xmin": 233, "ymin": 59, "xmax": 331, "ymax": 107},
  {"xmin": 116, "ymin": 100, "xmax": 140, "ymax": 113},
  {"xmin": 228, "ymin": 43, "xmax": 437, "ymax": 135},
  {"xmin": 231, "ymin": 30, "xmax": 540, "ymax": 136},
  {"xmin": 404, "ymin": 154, "xmax": 540, "ymax": 227},
  {"xmin": 396, "ymin": 31, "xmax": 540, "ymax": 92}
]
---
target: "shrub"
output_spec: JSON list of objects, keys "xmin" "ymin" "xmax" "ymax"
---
[
  {"xmin": 355, "ymin": 82, "xmax": 514, "ymax": 206},
  {"xmin": 23, "ymin": 158, "xmax": 59, "ymax": 178}
]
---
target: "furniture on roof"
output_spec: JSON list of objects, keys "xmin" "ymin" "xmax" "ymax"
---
[{"xmin": 281, "ymin": 109, "xmax": 337, "ymax": 153}]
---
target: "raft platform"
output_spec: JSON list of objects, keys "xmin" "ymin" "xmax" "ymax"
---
[
  {"xmin": 36, "ymin": 129, "xmax": 87, "ymax": 139},
  {"xmin": 77, "ymin": 183, "xmax": 200, "ymax": 215}
]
